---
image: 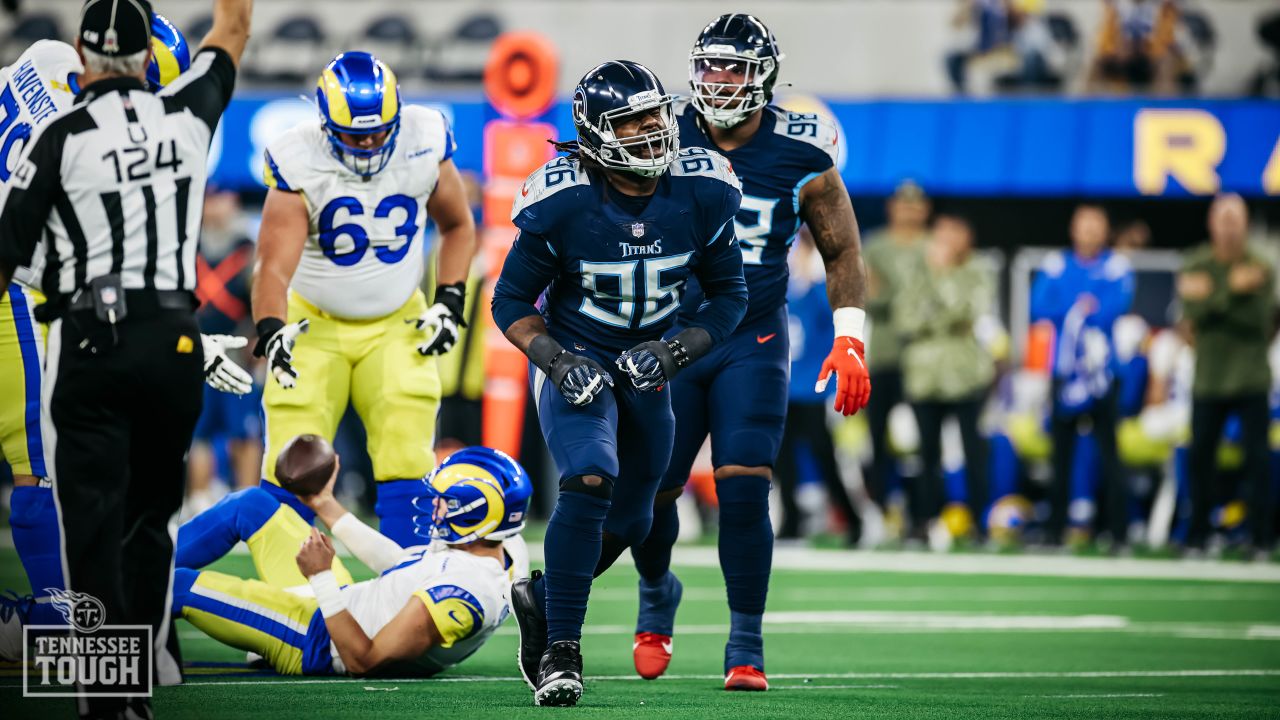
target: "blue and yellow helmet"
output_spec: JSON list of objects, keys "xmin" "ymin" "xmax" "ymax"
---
[
  {"xmin": 146, "ymin": 13, "xmax": 191, "ymax": 92},
  {"xmin": 414, "ymin": 447, "xmax": 532, "ymax": 545},
  {"xmin": 315, "ymin": 52, "xmax": 401, "ymax": 178}
]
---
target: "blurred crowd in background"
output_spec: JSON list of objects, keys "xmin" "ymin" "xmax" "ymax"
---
[
  {"xmin": 0, "ymin": 0, "xmax": 1277, "ymax": 558},
  {"xmin": 5, "ymin": 0, "xmax": 1280, "ymax": 97},
  {"xmin": 148, "ymin": 180, "xmax": 1280, "ymax": 560}
]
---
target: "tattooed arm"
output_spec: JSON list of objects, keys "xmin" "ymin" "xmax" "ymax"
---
[{"xmin": 799, "ymin": 166, "xmax": 871, "ymax": 416}]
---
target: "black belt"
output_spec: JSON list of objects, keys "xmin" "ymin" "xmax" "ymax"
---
[
  {"xmin": 36, "ymin": 289, "xmax": 197, "ymax": 322},
  {"xmin": 68, "ymin": 289, "xmax": 195, "ymax": 313}
]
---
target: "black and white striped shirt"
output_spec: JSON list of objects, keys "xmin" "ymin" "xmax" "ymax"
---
[{"xmin": 0, "ymin": 47, "xmax": 236, "ymax": 302}]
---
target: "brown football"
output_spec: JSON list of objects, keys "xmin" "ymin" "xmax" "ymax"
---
[{"xmin": 275, "ymin": 434, "xmax": 336, "ymax": 497}]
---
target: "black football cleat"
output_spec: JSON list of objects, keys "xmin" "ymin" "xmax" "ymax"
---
[
  {"xmin": 511, "ymin": 569, "xmax": 547, "ymax": 690},
  {"xmin": 534, "ymin": 640, "xmax": 584, "ymax": 707}
]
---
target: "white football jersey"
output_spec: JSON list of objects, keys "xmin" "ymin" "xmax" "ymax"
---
[
  {"xmin": 0, "ymin": 40, "xmax": 82, "ymax": 289},
  {"xmin": 333, "ymin": 542, "xmax": 518, "ymax": 675},
  {"xmin": 264, "ymin": 105, "xmax": 455, "ymax": 319}
]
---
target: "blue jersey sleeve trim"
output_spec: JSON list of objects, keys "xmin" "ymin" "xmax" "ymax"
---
[
  {"xmin": 707, "ymin": 218, "xmax": 732, "ymax": 247},
  {"xmin": 791, "ymin": 171, "xmax": 823, "ymax": 216}
]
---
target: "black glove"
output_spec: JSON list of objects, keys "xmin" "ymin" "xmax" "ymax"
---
[
  {"xmin": 615, "ymin": 327, "xmax": 712, "ymax": 391},
  {"xmin": 530, "ymin": 335, "xmax": 614, "ymax": 407},
  {"xmin": 415, "ymin": 282, "xmax": 467, "ymax": 356},
  {"xmin": 254, "ymin": 317, "xmax": 309, "ymax": 389}
]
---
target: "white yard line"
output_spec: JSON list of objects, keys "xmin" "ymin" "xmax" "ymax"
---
[
  {"xmin": 5, "ymin": 668, "xmax": 1277, "ymax": 689},
  {"xmin": 8, "ymin": 532, "xmax": 1273, "ymax": 582},
  {"xmin": 1033, "ymin": 693, "xmax": 1165, "ymax": 698}
]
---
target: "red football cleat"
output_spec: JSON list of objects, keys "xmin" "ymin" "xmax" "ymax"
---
[
  {"xmin": 633, "ymin": 632, "xmax": 673, "ymax": 680},
  {"xmin": 724, "ymin": 665, "xmax": 768, "ymax": 691}
]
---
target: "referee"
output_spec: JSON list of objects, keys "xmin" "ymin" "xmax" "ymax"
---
[{"xmin": 0, "ymin": 0, "xmax": 253, "ymax": 715}]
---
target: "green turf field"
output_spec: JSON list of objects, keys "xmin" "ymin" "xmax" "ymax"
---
[{"xmin": 4, "ymin": 544, "xmax": 1280, "ymax": 719}]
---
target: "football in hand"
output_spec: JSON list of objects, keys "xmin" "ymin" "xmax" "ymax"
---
[{"xmin": 275, "ymin": 434, "xmax": 336, "ymax": 497}]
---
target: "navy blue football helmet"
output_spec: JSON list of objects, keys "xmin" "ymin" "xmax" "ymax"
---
[
  {"xmin": 572, "ymin": 60, "xmax": 678, "ymax": 178},
  {"xmin": 689, "ymin": 14, "xmax": 783, "ymax": 129}
]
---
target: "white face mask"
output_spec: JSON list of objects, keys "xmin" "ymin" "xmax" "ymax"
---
[
  {"xmin": 578, "ymin": 94, "xmax": 680, "ymax": 177},
  {"xmin": 688, "ymin": 51, "xmax": 775, "ymax": 129}
]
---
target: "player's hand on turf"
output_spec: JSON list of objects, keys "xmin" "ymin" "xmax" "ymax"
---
[
  {"xmin": 296, "ymin": 527, "xmax": 336, "ymax": 578},
  {"xmin": 549, "ymin": 352, "xmax": 614, "ymax": 407},
  {"xmin": 200, "ymin": 334, "xmax": 254, "ymax": 395},
  {"xmin": 415, "ymin": 283, "xmax": 467, "ymax": 356},
  {"xmin": 616, "ymin": 341, "xmax": 676, "ymax": 392},
  {"xmin": 262, "ymin": 319, "xmax": 309, "ymax": 389},
  {"xmin": 816, "ymin": 337, "xmax": 871, "ymax": 416}
]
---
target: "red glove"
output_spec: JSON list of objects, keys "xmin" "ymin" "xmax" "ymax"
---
[{"xmin": 815, "ymin": 336, "xmax": 871, "ymax": 416}]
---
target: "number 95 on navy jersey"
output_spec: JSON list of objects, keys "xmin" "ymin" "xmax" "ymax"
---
[{"xmin": 491, "ymin": 149, "xmax": 748, "ymax": 355}]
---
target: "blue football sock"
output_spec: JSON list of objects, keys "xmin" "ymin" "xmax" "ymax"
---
[
  {"xmin": 375, "ymin": 479, "xmax": 424, "ymax": 548},
  {"xmin": 544, "ymin": 490, "xmax": 610, "ymax": 644},
  {"xmin": 726, "ymin": 610, "xmax": 764, "ymax": 672},
  {"xmin": 258, "ymin": 478, "xmax": 316, "ymax": 525},
  {"xmin": 9, "ymin": 485, "xmax": 66, "ymax": 626},
  {"xmin": 635, "ymin": 571, "xmax": 682, "ymax": 636},
  {"xmin": 716, "ymin": 475, "xmax": 772, "ymax": 671},
  {"xmin": 631, "ymin": 498, "xmax": 678, "ymax": 583},
  {"xmin": 175, "ymin": 488, "xmax": 281, "ymax": 569}
]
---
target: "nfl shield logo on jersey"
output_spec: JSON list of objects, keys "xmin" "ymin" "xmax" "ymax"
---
[{"xmin": 631, "ymin": 222, "xmax": 645, "ymax": 238}]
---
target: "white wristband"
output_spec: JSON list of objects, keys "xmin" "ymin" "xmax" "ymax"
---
[
  {"xmin": 833, "ymin": 307, "xmax": 866, "ymax": 342},
  {"xmin": 309, "ymin": 570, "xmax": 346, "ymax": 618}
]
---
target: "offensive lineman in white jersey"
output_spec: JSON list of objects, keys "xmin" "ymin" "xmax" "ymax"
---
[
  {"xmin": 0, "ymin": 18, "xmax": 253, "ymax": 653},
  {"xmin": 250, "ymin": 51, "xmax": 477, "ymax": 546},
  {"xmin": 169, "ymin": 446, "xmax": 532, "ymax": 676}
]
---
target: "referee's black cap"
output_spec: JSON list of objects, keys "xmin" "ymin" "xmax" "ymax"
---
[{"xmin": 79, "ymin": 0, "xmax": 154, "ymax": 57}]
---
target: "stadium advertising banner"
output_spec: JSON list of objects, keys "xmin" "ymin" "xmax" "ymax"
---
[{"xmin": 209, "ymin": 95, "xmax": 1279, "ymax": 198}]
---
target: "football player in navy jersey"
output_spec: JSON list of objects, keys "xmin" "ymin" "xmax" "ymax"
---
[
  {"xmin": 627, "ymin": 14, "xmax": 872, "ymax": 691},
  {"xmin": 491, "ymin": 60, "xmax": 747, "ymax": 706}
]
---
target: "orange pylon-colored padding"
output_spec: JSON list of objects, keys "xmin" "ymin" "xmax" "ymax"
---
[
  {"xmin": 1024, "ymin": 320, "xmax": 1055, "ymax": 374},
  {"xmin": 483, "ymin": 32, "xmax": 559, "ymax": 121},
  {"xmin": 479, "ymin": 33, "xmax": 560, "ymax": 460}
]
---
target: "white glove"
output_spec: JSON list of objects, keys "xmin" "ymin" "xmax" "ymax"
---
[
  {"xmin": 264, "ymin": 319, "xmax": 309, "ymax": 389},
  {"xmin": 414, "ymin": 303, "xmax": 461, "ymax": 355},
  {"xmin": 201, "ymin": 334, "xmax": 254, "ymax": 395},
  {"xmin": 414, "ymin": 282, "xmax": 466, "ymax": 356}
]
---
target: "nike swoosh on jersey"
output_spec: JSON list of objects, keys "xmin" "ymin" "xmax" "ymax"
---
[{"xmin": 757, "ymin": 333, "xmax": 776, "ymax": 344}]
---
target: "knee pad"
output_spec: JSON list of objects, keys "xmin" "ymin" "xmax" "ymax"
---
[
  {"xmin": 560, "ymin": 474, "xmax": 614, "ymax": 500},
  {"xmin": 715, "ymin": 475, "xmax": 771, "ymax": 516}
]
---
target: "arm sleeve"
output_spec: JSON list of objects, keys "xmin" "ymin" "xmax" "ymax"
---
[
  {"xmin": 158, "ymin": 47, "xmax": 237, "ymax": 134},
  {"xmin": 686, "ymin": 206, "xmax": 748, "ymax": 345},
  {"xmin": 329, "ymin": 513, "xmax": 409, "ymax": 575},
  {"xmin": 491, "ymin": 230, "xmax": 559, "ymax": 334},
  {"xmin": 0, "ymin": 127, "xmax": 61, "ymax": 277}
]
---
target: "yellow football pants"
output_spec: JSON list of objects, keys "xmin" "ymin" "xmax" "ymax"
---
[
  {"xmin": 0, "ymin": 284, "xmax": 47, "ymax": 478},
  {"xmin": 176, "ymin": 497, "xmax": 354, "ymax": 675},
  {"xmin": 262, "ymin": 289, "xmax": 441, "ymax": 484}
]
